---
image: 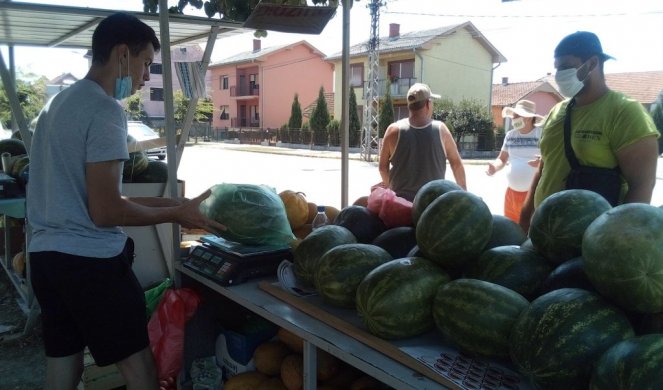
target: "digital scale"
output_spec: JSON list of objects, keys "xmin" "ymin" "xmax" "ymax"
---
[{"xmin": 182, "ymin": 235, "xmax": 293, "ymax": 286}]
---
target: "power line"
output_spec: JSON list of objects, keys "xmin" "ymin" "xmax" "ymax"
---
[{"xmin": 383, "ymin": 10, "xmax": 663, "ymax": 19}]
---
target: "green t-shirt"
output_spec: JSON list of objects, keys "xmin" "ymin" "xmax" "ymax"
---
[{"xmin": 535, "ymin": 90, "xmax": 659, "ymax": 207}]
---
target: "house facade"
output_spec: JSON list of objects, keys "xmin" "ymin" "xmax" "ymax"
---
[
  {"xmin": 491, "ymin": 76, "xmax": 562, "ymax": 130},
  {"xmin": 208, "ymin": 40, "xmax": 333, "ymax": 130},
  {"xmin": 326, "ymin": 22, "xmax": 507, "ymax": 123},
  {"xmin": 138, "ymin": 45, "xmax": 206, "ymax": 120}
]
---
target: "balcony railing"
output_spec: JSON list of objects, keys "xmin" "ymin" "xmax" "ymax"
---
[
  {"xmin": 229, "ymin": 84, "xmax": 260, "ymax": 97},
  {"xmin": 363, "ymin": 77, "xmax": 417, "ymax": 99}
]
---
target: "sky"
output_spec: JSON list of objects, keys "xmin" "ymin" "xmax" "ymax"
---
[{"xmin": 3, "ymin": 0, "xmax": 662, "ymax": 84}]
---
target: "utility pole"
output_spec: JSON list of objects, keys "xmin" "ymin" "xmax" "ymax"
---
[{"xmin": 360, "ymin": 0, "xmax": 385, "ymax": 162}]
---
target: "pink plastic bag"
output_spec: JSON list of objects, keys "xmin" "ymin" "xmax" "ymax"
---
[
  {"xmin": 148, "ymin": 288, "xmax": 201, "ymax": 380},
  {"xmin": 368, "ymin": 187, "xmax": 413, "ymax": 228}
]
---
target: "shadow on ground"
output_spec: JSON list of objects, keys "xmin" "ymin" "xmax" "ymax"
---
[{"xmin": 0, "ymin": 269, "xmax": 45, "ymax": 389}]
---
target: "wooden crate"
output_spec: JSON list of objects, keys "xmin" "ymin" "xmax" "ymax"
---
[{"xmin": 77, "ymin": 349, "xmax": 125, "ymax": 390}]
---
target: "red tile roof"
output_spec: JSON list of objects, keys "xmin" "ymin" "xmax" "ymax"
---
[
  {"xmin": 491, "ymin": 80, "xmax": 560, "ymax": 106},
  {"xmin": 605, "ymin": 70, "xmax": 663, "ymax": 105},
  {"xmin": 493, "ymin": 71, "xmax": 663, "ymax": 107}
]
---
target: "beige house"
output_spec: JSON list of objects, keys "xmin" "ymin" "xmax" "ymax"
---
[{"xmin": 326, "ymin": 21, "xmax": 507, "ymax": 121}]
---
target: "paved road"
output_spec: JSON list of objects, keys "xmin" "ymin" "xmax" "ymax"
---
[
  {"xmin": 179, "ymin": 142, "xmax": 504, "ymax": 215},
  {"xmin": 177, "ymin": 142, "xmax": 663, "ymax": 216}
]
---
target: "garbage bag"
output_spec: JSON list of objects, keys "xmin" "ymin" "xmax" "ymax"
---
[
  {"xmin": 144, "ymin": 278, "xmax": 172, "ymax": 319},
  {"xmin": 368, "ymin": 187, "xmax": 413, "ymax": 228},
  {"xmin": 148, "ymin": 288, "xmax": 201, "ymax": 381},
  {"xmin": 199, "ymin": 183, "xmax": 295, "ymax": 246}
]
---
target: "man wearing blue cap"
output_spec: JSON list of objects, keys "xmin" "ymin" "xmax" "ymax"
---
[{"xmin": 519, "ymin": 31, "xmax": 659, "ymax": 231}]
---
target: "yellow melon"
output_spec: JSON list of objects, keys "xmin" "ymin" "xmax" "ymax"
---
[
  {"xmin": 352, "ymin": 196, "xmax": 369, "ymax": 207},
  {"xmin": 223, "ymin": 371, "xmax": 268, "ymax": 390},
  {"xmin": 280, "ymin": 354, "xmax": 303, "ymax": 390},
  {"xmin": 12, "ymin": 251, "xmax": 25, "ymax": 277},
  {"xmin": 306, "ymin": 202, "xmax": 318, "ymax": 224},
  {"xmin": 254, "ymin": 340, "xmax": 291, "ymax": 376},
  {"xmin": 279, "ymin": 190, "xmax": 309, "ymax": 230}
]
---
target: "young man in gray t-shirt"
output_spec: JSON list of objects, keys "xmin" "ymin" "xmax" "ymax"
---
[{"xmin": 27, "ymin": 13, "xmax": 224, "ymax": 389}]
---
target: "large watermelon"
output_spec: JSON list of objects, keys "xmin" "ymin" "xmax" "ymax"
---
[
  {"xmin": 131, "ymin": 160, "xmax": 168, "ymax": 183},
  {"xmin": 371, "ymin": 226, "xmax": 417, "ymax": 259},
  {"xmin": 465, "ymin": 245, "xmax": 552, "ymax": 300},
  {"xmin": 510, "ymin": 288, "xmax": 634, "ymax": 390},
  {"xmin": 411, "ymin": 179, "xmax": 463, "ymax": 224},
  {"xmin": 432, "ymin": 278, "xmax": 528, "ymax": 359},
  {"xmin": 334, "ymin": 205, "xmax": 387, "ymax": 244},
  {"xmin": 123, "ymin": 151, "xmax": 150, "ymax": 181},
  {"xmin": 314, "ymin": 244, "xmax": 392, "ymax": 308},
  {"xmin": 356, "ymin": 257, "xmax": 450, "ymax": 339},
  {"xmin": 293, "ymin": 224, "xmax": 356, "ymax": 288},
  {"xmin": 538, "ymin": 257, "xmax": 596, "ymax": 296},
  {"xmin": 583, "ymin": 203, "xmax": 663, "ymax": 313},
  {"xmin": 483, "ymin": 214, "xmax": 527, "ymax": 250},
  {"xmin": 529, "ymin": 189, "xmax": 611, "ymax": 265},
  {"xmin": 590, "ymin": 333, "xmax": 663, "ymax": 390},
  {"xmin": 0, "ymin": 138, "xmax": 27, "ymax": 156},
  {"xmin": 199, "ymin": 183, "xmax": 295, "ymax": 246},
  {"xmin": 416, "ymin": 191, "xmax": 492, "ymax": 269}
]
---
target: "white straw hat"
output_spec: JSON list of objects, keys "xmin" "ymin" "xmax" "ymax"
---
[{"xmin": 502, "ymin": 99, "xmax": 545, "ymax": 126}]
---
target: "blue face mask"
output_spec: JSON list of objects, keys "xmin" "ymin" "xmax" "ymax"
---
[{"xmin": 114, "ymin": 55, "xmax": 133, "ymax": 100}]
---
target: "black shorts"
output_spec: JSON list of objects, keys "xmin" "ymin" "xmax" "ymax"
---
[{"xmin": 30, "ymin": 238, "xmax": 149, "ymax": 366}]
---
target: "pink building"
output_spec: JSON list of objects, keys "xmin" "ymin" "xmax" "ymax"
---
[{"xmin": 209, "ymin": 39, "xmax": 333, "ymax": 130}]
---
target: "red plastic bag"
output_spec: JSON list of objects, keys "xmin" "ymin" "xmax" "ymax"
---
[
  {"xmin": 368, "ymin": 187, "xmax": 413, "ymax": 228},
  {"xmin": 148, "ymin": 288, "xmax": 201, "ymax": 380}
]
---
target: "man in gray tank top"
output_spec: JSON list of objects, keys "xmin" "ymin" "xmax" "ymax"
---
[{"xmin": 378, "ymin": 83, "xmax": 466, "ymax": 201}]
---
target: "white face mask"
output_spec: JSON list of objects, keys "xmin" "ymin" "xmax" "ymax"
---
[
  {"xmin": 555, "ymin": 62, "xmax": 590, "ymax": 98},
  {"xmin": 114, "ymin": 55, "xmax": 133, "ymax": 100},
  {"xmin": 512, "ymin": 117, "xmax": 526, "ymax": 131}
]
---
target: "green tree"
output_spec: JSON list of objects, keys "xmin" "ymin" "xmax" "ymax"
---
[
  {"xmin": 173, "ymin": 90, "xmax": 213, "ymax": 123},
  {"xmin": 309, "ymin": 86, "xmax": 330, "ymax": 131},
  {"xmin": 125, "ymin": 93, "xmax": 145, "ymax": 121},
  {"xmin": 348, "ymin": 87, "xmax": 361, "ymax": 146},
  {"xmin": 378, "ymin": 85, "xmax": 394, "ymax": 138},
  {"xmin": 0, "ymin": 78, "xmax": 46, "ymax": 129},
  {"xmin": 434, "ymin": 98, "xmax": 493, "ymax": 149},
  {"xmin": 288, "ymin": 93, "xmax": 302, "ymax": 129}
]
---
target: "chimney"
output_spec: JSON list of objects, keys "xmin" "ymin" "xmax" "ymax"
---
[
  {"xmin": 389, "ymin": 23, "xmax": 400, "ymax": 38},
  {"xmin": 501, "ymin": 77, "xmax": 509, "ymax": 86},
  {"xmin": 253, "ymin": 39, "xmax": 261, "ymax": 52}
]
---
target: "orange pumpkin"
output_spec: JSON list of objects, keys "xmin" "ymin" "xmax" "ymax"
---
[
  {"xmin": 279, "ymin": 190, "xmax": 309, "ymax": 230},
  {"xmin": 305, "ymin": 202, "xmax": 318, "ymax": 224}
]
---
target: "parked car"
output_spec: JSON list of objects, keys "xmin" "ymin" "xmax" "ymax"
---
[{"xmin": 127, "ymin": 121, "xmax": 166, "ymax": 160}]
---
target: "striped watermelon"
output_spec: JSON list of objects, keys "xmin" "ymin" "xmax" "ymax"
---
[
  {"xmin": 529, "ymin": 189, "xmax": 611, "ymax": 265},
  {"xmin": 416, "ymin": 191, "xmax": 492, "ymax": 269},
  {"xmin": 583, "ymin": 203, "xmax": 663, "ymax": 313},
  {"xmin": 590, "ymin": 333, "xmax": 663, "ymax": 390},
  {"xmin": 411, "ymin": 179, "xmax": 463, "ymax": 224},
  {"xmin": 356, "ymin": 257, "xmax": 450, "ymax": 339},
  {"xmin": 314, "ymin": 244, "xmax": 392, "ymax": 308},
  {"xmin": 293, "ymin": 225, "xmax": 356, "ymax": 288},
  {"xmin": 432, "ymin": 278, "xmax": 528, "ymax": 359},
  {"xmin": 538, "ymin": 257, "xmax": 597, "ymax": 296},
  {"xmin": 483, "ymin": 215, "xmax": 527, "ymax": 250},
  {"xmin": 465, "ymin": 245, "xmax": 553, "ymax": 300},
  {"xmin": 510, "ymin": 288, "xmax": 634, "ymax": 390}
]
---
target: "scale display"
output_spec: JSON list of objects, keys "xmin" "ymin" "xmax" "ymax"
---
[{"xmin": 182, "ymin": 235, "xmax": 293, "ymax": 286}]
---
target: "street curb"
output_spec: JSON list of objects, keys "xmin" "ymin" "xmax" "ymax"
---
[{"xmin": 185, "ymin": 141, "xmax": 493, "ymax": 165}]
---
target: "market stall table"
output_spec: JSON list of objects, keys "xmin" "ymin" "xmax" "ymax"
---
[{"xmin": 176, "ymin": 261, "xmax": 532, "ymax": 390}]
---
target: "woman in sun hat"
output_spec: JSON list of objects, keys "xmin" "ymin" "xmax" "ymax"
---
[{"xmin": 486, "ymin": 99, "xmax": 545, "ymax": 223}]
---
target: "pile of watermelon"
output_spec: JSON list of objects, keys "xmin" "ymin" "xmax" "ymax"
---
[{"xmin": 290, "ymin": 182, "xmax": 663, "ymax": 389}]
